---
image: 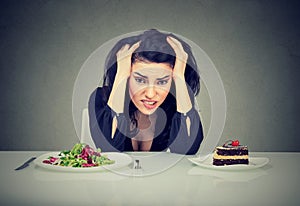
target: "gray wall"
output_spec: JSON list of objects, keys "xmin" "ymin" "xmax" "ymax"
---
[{"xmin": 0, "ymin": 0, "xmax": 299, "ymax": 151}]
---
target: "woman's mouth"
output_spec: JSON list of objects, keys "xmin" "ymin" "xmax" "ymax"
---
[{"xmin": 142, "ymin": 100, "xmax": 157, "ymax": 109}]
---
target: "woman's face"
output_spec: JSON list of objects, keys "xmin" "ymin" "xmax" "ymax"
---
[{"xmin": 128, "ymin": 61, "xmax": 173, "ymax": 115}]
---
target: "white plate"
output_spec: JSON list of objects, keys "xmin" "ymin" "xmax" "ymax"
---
[
  {"xmin": 34, "ymin": 152, "xmax": 133, "ymax": 172},
  {"xmin": 188, "ymin": 155, "xmax": 269, "ymax": 171}
]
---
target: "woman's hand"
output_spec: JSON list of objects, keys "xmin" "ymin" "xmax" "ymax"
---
[
  {"xmin": 116, "ymin": 41, "xmax": 140, "ymax": 78},
  {"xmin": 166, "ymin": 36, "xmax": 188, "ymax": 78}
]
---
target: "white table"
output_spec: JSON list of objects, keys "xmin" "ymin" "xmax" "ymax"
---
[{"xmin": 0, "ymin": 151, "xmax": 299, "ymax": 206}]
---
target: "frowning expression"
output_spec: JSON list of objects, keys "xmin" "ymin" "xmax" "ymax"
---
[{"xmin": 129, "ymin": 61, "xmax": 173, "ymax": 115}]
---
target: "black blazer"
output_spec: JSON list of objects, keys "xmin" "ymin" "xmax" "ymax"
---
[{"xmin": 88, "ymin": 87, "xmax": 203, "ymax": 155}]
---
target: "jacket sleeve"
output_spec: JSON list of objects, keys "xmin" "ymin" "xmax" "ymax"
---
[
  {"xmin": 168, "ymin": 108, "xmax": 203, "ymax": 155},
  {"xmin": 88, "ymin": 87, "xmax": 128, "ymax": 152}
]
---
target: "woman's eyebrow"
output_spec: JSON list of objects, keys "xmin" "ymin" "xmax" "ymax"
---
[
  {"xmin": 156, "ymin": 75, "xmax": 171, "ymax": 81},
  {"xmin": 133, "ymin": 72, "xmax": 148, "ymax": 79},
  {"xmin": 133, "ymin": 72, "xmax": 170, "ymax": 80}
]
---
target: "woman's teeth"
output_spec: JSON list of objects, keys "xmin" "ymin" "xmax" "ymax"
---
[{"xmin": 144, "ymin": 101, "xmax": 155, "ymax": 105}]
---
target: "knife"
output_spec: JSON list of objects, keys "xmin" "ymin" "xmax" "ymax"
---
[{"xmin": 15, "ymin": 157, "xmax": 37, "ymax": 171}]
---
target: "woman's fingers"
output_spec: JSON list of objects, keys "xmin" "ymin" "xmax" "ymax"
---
[
  {"xmin": 116, "ymin": 41, "xmax": 141, "ymax": 77},
  {"xmin": 167, "ymin": 36, "xmax": 188, "ymax": 62},
  {"xmin": 129, "ymin": 41, "xmax": 141, "ymax": 52},
  {"xmin": 123, "ymin": 44, "xmax": 130, "ymax": 51},
  {"xmin": 119, "ymin": 41, "xmax": 140, "ymax": 53},
  {"xmin": 116, "ymin": 44, "xmax": 130, "ymax": 57},
  {"xmin": 117, "ymin": 41, "xmax": 140, "ymax": 59},
  {"xmin": 167, "ymin": 36, "xmax": 183, "ymax": 50}
]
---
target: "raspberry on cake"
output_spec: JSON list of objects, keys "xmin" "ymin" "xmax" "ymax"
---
[{"xmin": 213, "ymin": 139, "xmax": 249, "ymax": 166}]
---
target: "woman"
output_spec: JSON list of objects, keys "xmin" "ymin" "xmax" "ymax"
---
[{"xmin": 89, "ymin": 29, "xmax": 203, "ymax": 155}]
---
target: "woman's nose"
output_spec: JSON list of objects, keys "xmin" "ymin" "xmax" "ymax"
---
[{"xmin": 145, "ymin": 86, "xmax": 156, "ymax": 99}]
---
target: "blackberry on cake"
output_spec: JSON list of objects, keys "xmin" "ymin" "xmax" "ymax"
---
[{"xmin": 213, "ymin": 139, "xmax": 249, "ymax": 166}]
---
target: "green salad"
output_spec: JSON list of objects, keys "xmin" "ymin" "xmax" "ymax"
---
[{"xmin": 42, "ymin": 143, "xmax": 115, "ymax": 167}]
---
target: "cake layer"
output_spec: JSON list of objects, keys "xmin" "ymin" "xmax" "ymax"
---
[
  {"xmin": 213, "ymin": 153, "xmax": 248, "ymax": 160},
  {"xmin": 215, "ymin": 148, "xmax": 248, "ymax": 156},
  {"xmin": 213, "ymin": 159, "xmax": 249, "ymax": 166}
]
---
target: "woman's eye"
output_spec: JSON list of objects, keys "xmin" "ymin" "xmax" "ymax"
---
[
  {"xmin": 135, "ymin": 78, "xmax": 146, "ymax": 84},
  {"xmin": 157, "ymin": 80, "xmax": 169, "ymax": 85}
]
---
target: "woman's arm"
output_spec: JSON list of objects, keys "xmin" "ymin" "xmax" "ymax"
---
[
  {"xmin": 88, "ymin": 87, "xmax": 130, "ymax": 152},
  {"xmin": 168, "ymin": 108, "xmax": 204, "ymax": 155},
  {"xmin": 106, "ymin": 41, "xmax": 140, "ymax": 139},
  {"xmin": 107, "ymin": 42, "xmax": 140, "ymax": 114},
  {"xmin": 88, "ymin": 42, "xmax": 140, "ymax": 151},
  {"xmin": 166, "ymin": 36, "xmax": 203, "ymax": 154},
  {"xmin": 166, "ymin": 36, "xmax": 192, "ymax": 114}
]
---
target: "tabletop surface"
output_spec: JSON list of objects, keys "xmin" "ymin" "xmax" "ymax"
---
[{"xmin": 0, "ymin": 151, "xmax": 299, "ymax": 206}]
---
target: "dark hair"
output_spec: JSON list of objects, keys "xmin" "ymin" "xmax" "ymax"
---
[
  {"xmin": 102, "ymin": 29, "xmax": 200, "ymax": 135},
  {"xmin": 103, "ymin": 29, "xmax": 200, "ymax": 95}
]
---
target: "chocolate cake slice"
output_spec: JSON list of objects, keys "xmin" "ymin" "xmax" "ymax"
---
[{"xmin": 213, "ymin": 140, "xmax": 249, "ymax": 166}]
